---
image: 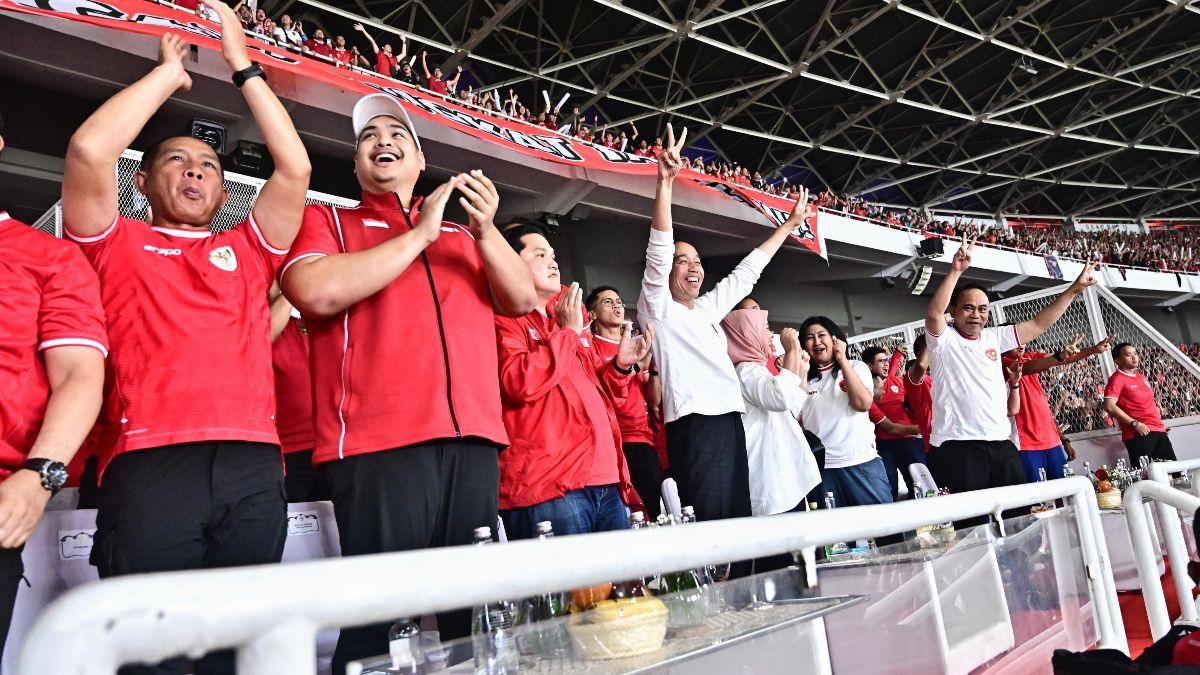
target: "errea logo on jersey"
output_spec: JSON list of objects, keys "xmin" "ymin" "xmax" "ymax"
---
[
  {"xmin": 209, "ymin": 246, "xmax": 237, "ymax": 272},
  {"xmin": 143, "ymin": 244, "xmax": 182, "ymax": 257},
  {"xmin": 528, "ymin": 327, "xmax": 542, "ymax": 342}
]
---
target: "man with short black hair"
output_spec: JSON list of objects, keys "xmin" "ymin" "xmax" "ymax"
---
[
  {"xmin": 1105, "ymin": 343, "xmax": 1175, "ymax": 465},
  {"xmin": 924, "ymin": 240, "xmax": 1098, "ymax": 495}
]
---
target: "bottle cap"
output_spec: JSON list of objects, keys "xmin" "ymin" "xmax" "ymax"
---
[
  {"xmin": 472, "ymin": 526, "xmax": 492, "ymax": 540},
  {"xmin": 630, "ymin": 512, "xmax": 645, "ymax": 522},
  {"xmin": 535, "ymin": 521, "xmax": 553, "ymax": 534},
  {"xmin": 681, "ymin": 505, "xmax": 694, "ymax": 516}
]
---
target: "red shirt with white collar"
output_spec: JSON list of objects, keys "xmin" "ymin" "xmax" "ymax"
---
[
  {"xmin": 1104, "ymin": 369, "xmax": 1166, "ymax": 441},
  {"xmin": 494, "ymin": 293, "xmax": 638, "ymax": 510},
  {"xmin": 589, "ymin": 334, "xmax": 655, "ymax": 445},
  {"xmin": 282, "ymin": 192, "xmax": 508, "ymax": 464},
  {"xmin": 0, "ymin": 213, "xmax": 108, "ymax": 479},
  {"xmin": 875, "ymin": 350, "xmax": 917, "ymax": 441},
  {"xmin": 1001, "ymin": 350, "xmax": 1061, "ymax": 451},
  {"xmin": 905, "ymin": 370, "xmax": 933, "ymax": 452},
  {"xmin": 66, "ymin": 214, "xmax": 284, "ymax": 465},
  {"xmin": 427, "ymin": 77, "xmax": 449, "ymax": 95}
]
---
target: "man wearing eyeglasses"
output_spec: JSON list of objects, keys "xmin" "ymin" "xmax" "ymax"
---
[{"xmin": 586, "ymin": 286, "xmax": 662, "ymax": 518}]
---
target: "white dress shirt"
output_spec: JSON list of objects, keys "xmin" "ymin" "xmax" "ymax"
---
[{"xmin": 736, "ymin": 363, "xmax": 821, "ymax": 515}]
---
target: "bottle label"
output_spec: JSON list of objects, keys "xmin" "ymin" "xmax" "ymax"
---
[{"xmin": 390, "ymin": 638, "xmax": 415, "ymax": 668}]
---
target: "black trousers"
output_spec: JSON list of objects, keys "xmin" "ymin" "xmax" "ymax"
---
[
  {"xmin": 1125, "ymin": 431, "xmax": 1177, "ymax": 466},
  {"xmin": 928, "ymin": 439, "xmax": 1027, "ymax": 529},
  {"xmin": 623, "ymin": 442, "xmax": 663, "ymax": 519},
  {"xmin": 283, "ymin": 449, "xmax": 326, "ymax": 502},
  {"xmin": 93, "ymin": 441, "xmax": 288, "ymax": 675},
  {"xmin": 666, "ymin": 412, "xmax": 752, "ymax": 578},
  {"xmin": 322, "ymin": 441, "xmax": 500, "ymax": 675},
  {"xmin": 0, "ymin": 546, "xmax": 23, "ymax": 665}
]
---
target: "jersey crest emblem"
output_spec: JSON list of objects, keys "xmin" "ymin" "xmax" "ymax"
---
[
  {"xmin": 985, "ymin": 348, "xmax": 998, "ymax": 361},
  {"xmin": 209, "ymin": 246, "xmax": 237, "ymax": 271},
  {"xmin": 528, "ymin": 327, "xmax": 541, "ymax": 342},
  {"xmin": 580, "ymin": 336, "xmax": 591, "ymax": 348},
  {"xmin": 838, "ymin": 379, "xmax": 847, "ymax": 392},
  {"xmin": 890, "ymin": 384, "xmax": 900, "ymax": 394}
]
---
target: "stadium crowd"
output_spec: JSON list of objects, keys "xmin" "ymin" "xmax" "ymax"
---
[{"xmin": 0, "ymin": 3, "xmax": 1196, "ymax": 671}]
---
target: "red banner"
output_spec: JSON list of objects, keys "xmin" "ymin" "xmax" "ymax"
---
[{"xmin": 0, "ymin": 0, "xmax": 824, "ymax": 259}]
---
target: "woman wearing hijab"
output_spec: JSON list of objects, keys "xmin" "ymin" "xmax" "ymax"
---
[
  {"xmin": 721, "ymin": 308, "xmax": 821, "ymax": 516},
  {"xmin": 799, "ymin": 316, "xmax": 892, "ymax": 508}
]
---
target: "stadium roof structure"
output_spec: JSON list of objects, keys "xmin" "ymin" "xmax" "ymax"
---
[{"xmin": 301, "ymin": 0, "xmax": 1200, "ymax": 221}]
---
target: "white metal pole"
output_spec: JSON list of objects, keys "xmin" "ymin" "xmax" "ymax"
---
[{"xmin": 1124, "ymin": 480, "xmax": 1200, "ymax": 639}]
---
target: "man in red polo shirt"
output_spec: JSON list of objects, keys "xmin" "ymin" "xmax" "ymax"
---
[
  {"xmin": 494, "ymin": 226, "xmax": 649, "ymax": 539},
  {"xmin": 280, "ymin": 93, "xmax": 535, "ymax": 669},
  {"xmin": 302, "ymin": 28, "xmax": 333, "ymax": 60},
  {"xmin": 421, "ymin": 51, "xmax": 462, "ymax": 95},
  {"xmin": 864, "ymin": 345, "xmax": 924, "ymax": 500},
  {"xmin": 1105, "ymin": 342, "xmax": 1176, "ymax": 465},
  {"xmin": 354, "ymin": 22, "xmax": 403, "ymax": 78},
  {"xmin": 0, "ymin": 116, "xmax": 107, "ymax": 662},
  {"xmin": 62, "ymin": 6, "xmax": 310, "ymax": 670},
  {"xmin": 586, "ymin": 285, "xmax": 661, "ymax": 517},
  {"xmin": 269, "ymin": 286, "xmax": 318, "ymax": 501},
  {"xmin": 905, "ymin": 334, "xmax": 933, "ymax": 454}
]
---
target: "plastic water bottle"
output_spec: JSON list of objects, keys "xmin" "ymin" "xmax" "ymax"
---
[
  {"xmin": 823, "ymin": 493, "xmax": 851, "ymax": 560},
  {"xmin": 387, "ymin": 617, "xmax": 422, "ymax": 673},
  {"xmin": 1032, "ymin": 467, "xmax": 1055, "ymax": 513},
  {"xmin": 471, "ymin": 527, "xmax": 519, "ymax": 674},
  {"xmin": 515, "ymin": 522, "xmax": 569, "ymax": 659}
]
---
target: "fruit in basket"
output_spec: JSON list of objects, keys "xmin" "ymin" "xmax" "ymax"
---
[
  {"xmin": 1097, "ymin": 479, "xmax": 1113, "ymax": 493},
  {"xmin": 570, "ymin": 582, "xmax": 614, "ymax": 610}
]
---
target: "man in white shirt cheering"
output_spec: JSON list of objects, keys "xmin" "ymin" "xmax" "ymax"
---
[
  {"xmin": 925, "ymin": 240, "xmax": 1098, "ymax": 495},
  {"xmin": 637, "ymin": 123, "xmax": 810, "ymax": 530}
]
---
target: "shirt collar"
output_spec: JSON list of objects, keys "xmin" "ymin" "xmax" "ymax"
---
[{"xmin": 359, "ymin": 191, "xmax": 424, "ymax": 215}]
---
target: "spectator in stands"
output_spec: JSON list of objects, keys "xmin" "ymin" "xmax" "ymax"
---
[
  {"xmin": 331, "ymin": 35, "xmax": 362, "ymax": 68},
  {"xmin": 421, "ymin": 51, "xmax": 462, "ymax": 96},
  {"xmin": 303, "ymin": 28, "xmax": 333, "ymax": 59},
  {"xmin": 234, "ymin": 3, "xmax": 252, "ymax": 30},
  {"xmin": 1105, "ymin": 343, "xmax": 1177, "ymax": 465},
  {"xmin": 0, "ymin": 114, "xmax": 106, "ymax": 663},
  {"xmin": 252, "ymin": 8, "xmax": 274, "ymax": 39},
  {"xmin": 62, "ymin": 4, "xmax": 311, "ymax": 670},
  {"xmin": 495, "ymin": 227, "xmax": 650, "ymax": 538},
  {"xmin": 269, "ymin": 285, "xmax": 319, "ymax": 502},
  {"xmin": 279, "ymin": 93, "xmax": 535, "ymax": 670},
  {"xmin": 1003, "ymin": 335, "xmax": 1112, "ymax": 481},
  {"xmin": 905, "ymin": 334, "xmax": 934, "ymax": 455},
  {"xmin": 864, "ymin": 345, "xmax": 924, "ymax": 500},
  {"xmin": 272, "ymin": 14, "xmax": 304, "ymax": 52},
  {"xmin": 800, "ymin": 317, "xmax": 892, "ymax": 507},
  {"xmin": 721, "ymin": 312, "xmax": 820, "ymax": 515},
  {"xmin": 638, "ymin": 123, "xmax": 810, "ymax": 552},
  {"xmin": 923, "ymin": 240, "xmax": 1099, "ymax": 496},
  {"xmin": 354, "ymin": 22, "xmax": 402, "ymax": 78},
  {"xmin": 398, "ymin": 61, "xmax": 421, "ymax": 87},
  {"xmin": 587, "ymin": 286, "xmax": 662, "ymax": 518}
]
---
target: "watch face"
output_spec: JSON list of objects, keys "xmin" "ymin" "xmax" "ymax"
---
[{"xmin": 45, "ymin": 462, "xmax": 68, "ymax": 489}]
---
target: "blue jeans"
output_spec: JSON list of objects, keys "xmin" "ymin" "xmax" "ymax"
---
[
  {"xmin": 876, "ymin": 437, "xmax": 926, "ymax": 501},
  {"xmin": 501, "ymin": 485, "xmax": 629, "ymax": 540},
  {"xmin": 1019, "ymin": 445, "xmax": 1068, "ymax": 483},
  {"xmin": 821, "ymin": 457, "xmax": 893, "ymax": 508}
]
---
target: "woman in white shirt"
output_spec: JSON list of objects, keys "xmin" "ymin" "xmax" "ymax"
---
[
  {"xmin": 721, "ymin": 309, "xmax": 821, "ymax": 516},
  {"xmin": 799, "ymin": 316, "xmax": 892, "ymax": 507}
]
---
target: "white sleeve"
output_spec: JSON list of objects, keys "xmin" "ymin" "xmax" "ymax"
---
[
  {"xmin": 739, "ymin": 363, "xmax": 806, "ymax": 414},
  {"xmin": 997, "ymin": 324, "xmax": 1021, "ymax": 352},
  {"xmin": 637, "ymin": 228, "xmax": 674, "ymax": 321},
  {"xmin": 851, "ymin": 361, "xmax": 874, "ymax": 390},
  {"xmin": 695, "ymin": 248, "xmax": 770, "ymax": 318}
]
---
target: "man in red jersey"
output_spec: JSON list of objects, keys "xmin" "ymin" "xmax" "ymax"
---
[
  {"xmin": 1105, "ymin": 342, "xmax": 1176, "ymax": 465},
  {"xmin": 280, "ymin": 93, "xmax": 535, "ymax": 668},
  {"xmin": 0, "ymin": 115, "xmax": 107, "ymax": 662},
  {"xmin": 905, "ymin": 334, "xmax": 934, "ymax": 455},
  {"xmin": 421, "ymin": 51, "xmax": 462, "ymax": 96},
  {"xmin": 269, "ymin": 286, "xmax": 318, "ymax": 501},
  {"xmin": 494, "ymin": 226, "xmax": 650, "ymax": 540},
  {"xmin": 354, "ymin": 22, "xmax": 403, "ymax": 78},
  {"xmin": 863, "ymin": 345, "xmax": 924, "ymax": 500},
  {"xmin": 62, "ymin": 3, "xmax": 310, "ymax": 670},
  {"xmin": 1002, "ymin": 335, "xmax": 1111, "ymax": 481},
  {"xmin": 586, "ymin": 285, "xmax": 662, "ymax": 517},
  {"xmin": 302, "ymin": 28, "xmax": 333, "ymax": 59}
]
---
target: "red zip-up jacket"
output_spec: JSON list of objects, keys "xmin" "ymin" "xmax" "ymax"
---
[
  {"xmin": 495, "ymin": 290, "xmax": 642, "ymax": 511},
  {"xmin": 282, "ymin": 192, "xmax": 508, "ymax": 464},
  {"xmin": 876, "ymin": 350, "xmax": 917, "ymax": 441}
]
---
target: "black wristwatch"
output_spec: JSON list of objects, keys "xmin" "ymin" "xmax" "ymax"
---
[
  {"xmin": 232, "ymin": 63, "xmax": 267, "ymax": 88},
  {"xmin": 614, "ymin": 361, "xmax": 634, "ymax": 375},
  {"xmin": 22, "ymin": 459, "xmax": 68, "ymax": 494}
]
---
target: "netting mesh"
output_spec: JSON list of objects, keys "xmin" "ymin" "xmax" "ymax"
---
[
  {"xmin": 847, "ymin": 331, "xmax": 908, "ymax": 361},
  {"xmin": 1096, "ymin": 295, "xmax": 1200, "ymax": 421}
]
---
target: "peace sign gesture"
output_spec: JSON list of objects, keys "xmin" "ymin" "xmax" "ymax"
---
[
  {"xmin": 952, "ymin": 238, "xmax": 975, "ymax": 273},
  {"xmin": 1061, "ymin": 334, "xmax": 1083, "ymax": 360},
  {"xmin": 656, "ymin": 122, "xmax": 688, "ymax": 183},
  {"xmin": 1070, "ymin": 260, "xmax": 1101, "ymax": 292},
  {"xmin": 783, "ymin": 185, "xmax": 811, "ymax": 230}
]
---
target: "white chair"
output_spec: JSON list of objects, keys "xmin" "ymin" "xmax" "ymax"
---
[
  {"xmin": 661, "ymin": 478, "xmax": 683, "ymax": 519},
  {"xmin": 909, "ymin": 463, "xmax": 939, "ymax": 498}
]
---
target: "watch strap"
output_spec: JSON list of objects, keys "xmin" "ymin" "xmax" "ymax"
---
[{"xmin": 232, "ymin": 63, "xmax": 267, "ymax": 88}]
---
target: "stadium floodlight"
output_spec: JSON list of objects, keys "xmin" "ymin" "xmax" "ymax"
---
[{"xmin": 1014, "ymin": 57, "xmax": 1039, "ymax": 76}]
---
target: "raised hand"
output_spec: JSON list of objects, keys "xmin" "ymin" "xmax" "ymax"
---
[
  {"xmin": 780, "ymin": 327, "xmax": 801, "ymax": 352},
  {"xmin": 897, "ymin": 342, "xmax": 910, "ymax": 358},
  {"xmin": 1006, "ymin": 360, "xmax": 1024, "ymax": 386},
  {"xmin": 616, "ymin": 322, "xmax": 654, "ymax": 369},
  {"xmin": 1061, "ymin": 334, "xmax": 1083, "ymax": 360},
  {"xmin": 200, "ymin": 0, "xmax": 252, "ymax": 71},
  {"xmin": 657, "ymin": 123, "xmax": 688, "ymax": 183},
  {"xmin": 952, "ymin": 239, "xmax": 975, "ymax": 273},
  {"xmin": 1090, "ymin": 335, "xmax": 1115, "ymax": 355},
  {"xmin": 157, "ymin": 33, "xmax": 193, "ymax": 92},
  {"xmin": 556, "ymin": 282, "xmax": 585, "ymax": 334},
  {"xmin": 353, "ymin": 22, "xmax": 365, "ymax": 32},
  {"xmin": 413, "ymin": 175, "xmax": 463, "ymax": 245},
  {"xmin": 1071, "ymin": 260, "xmax": 1101, "ymax": 291},
  {"xmin": 832, "ymin": 337, "xmax": 847, "ymax": 362},
  {"xmin": 456, "ymin": 170, "xmax": 499, "ymax": 238},
  {"xmin": 783, "ymin": 186, "xmax": 811, "ymax": 231}
]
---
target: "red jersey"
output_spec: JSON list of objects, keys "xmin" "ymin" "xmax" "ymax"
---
[
  {"xmin": 374, "ymin": 50, "xmax": 397, "ymax": 77},
  {"xmin": 282, "ymin": 192, "xmax": 508, "ymax": 464},
  {"xmin": 304, "ymin": 39, "xmax": 333, "ymax": 58},
  {"xmin": 905, "ymin": 370, "xmax": 934, "ymax": 451},
  {"xmin": 0, "ymin": 214, "xmax": 108, "ymax": 479},
  {"xmin": 1105, "ymin": 369, "xmax": 1167, "ymax": 441},
  {"xmin": 589, "ymin": 334, "xmax": 655, "ymax": 445},
  {"xmin": 272, "ymin": 317, "xmax": 315, "ymax": 454},
  {"xmin": 427, "ymin": 77, "xmax": 449, "ymax": 95},
  {"xmin": 875, "ymin": 350, "xmax": 916, "ymax": 441},
  {"xmin": 495, "ymin": 296, "xmax": 637, "ymax": 510},
  {"xmin": 1001, "ymin": 351, "xmax": 1061, "ymax": 451},
  {"xmin": 333, "ymin": 48, "xmax": 353, "ymax": 66},
  {"xmin": 66, "ymin": 215, "xmax": 284, "ymax": 464}
]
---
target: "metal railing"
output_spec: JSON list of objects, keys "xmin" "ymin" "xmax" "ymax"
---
[
  {"xmin": 16, "ymin": 478, "xmax": 1126, "ymax": 673},
  {"xmin": 1126, "ymin": 461, "xmax": 1200, "ymax": 639}
]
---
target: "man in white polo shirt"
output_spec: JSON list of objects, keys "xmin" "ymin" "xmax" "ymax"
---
[
  {"xmin": 637, "ymin": 123, "xmax": 809, "ymax": 529},
  {"xmin": 925, "ymin": 240, "xmax": 1097, "ymax": 495}
]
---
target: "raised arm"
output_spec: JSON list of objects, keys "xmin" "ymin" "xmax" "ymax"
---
[
  {"xmin": 0, "ymin": 346, "xmax": 103, "ymax": 548},
  {"xmin": 1006, "ymin": 361, "xmax": 1022, "ymax": 417},
  {"xmin": 354, "ymin": 23, "xmax": 380, "ymax": 56},
  {"xmin": 457, "ymin": 171, "xmax": 537, "ymax": 317},
  {"xmin": 926, "ymin": 239, "xmax": 972, "ymax": 336},
  {"xmin": 204, "ymin": 0, "xmax": 310, "ymax": 249},
  {"xmin": 421, "ymin": 50, "xmax": 432, "ymax": 79},
  {"xmin": 283, "ymin": 176, "xmax": 464, "ymax": 318},
  {"xmin": 756, "ymin": 186, "xmax": 810, "ymax": 258},
  {"xmin": 397, "ymin": 34, "xmax": 407, "ymax": 62},
  {"xmin": 1015, "ymin": 261, "xmax": 1099, "ymax": 344},
  {"xmin": 637, "ymin": 124, "xmax": 686, "ymax": 321},
  {"xmin": 447, "ymin": 65, "xmax": 463, "ymax": 90},
  {"xmin": 63, "ymin": 34, "xmax": 191, "ymax": 236},
  {"xmin": 835, "ymin": 340, "xmax": 872, "ymax": 412}
]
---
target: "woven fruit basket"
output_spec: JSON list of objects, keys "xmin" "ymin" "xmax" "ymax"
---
[
  {"xmin": 1097, "ymin": 489, "xmax": 1122, "ymax": 510},
  {"xmin": 567, "ymin": 598, "xmax": 669, "ymax": 660}
]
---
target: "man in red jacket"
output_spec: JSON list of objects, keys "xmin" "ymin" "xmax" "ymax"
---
[
  {"xmin": 864, "ymin": 345, "xmax": 924, "ymax": 500},
  {"xmin": 281, "ymin": 94, "xmax": 536, "ymax": 668},
  {"xmin": 496, "ymin": 224, "xmax": 650, "ymax": 539}
]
